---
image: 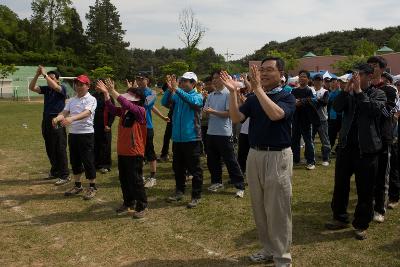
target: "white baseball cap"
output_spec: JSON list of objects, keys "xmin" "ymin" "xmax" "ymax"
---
[{"xmin": 181, "ymin": 72, "xmax": 198, "ymax": 82}]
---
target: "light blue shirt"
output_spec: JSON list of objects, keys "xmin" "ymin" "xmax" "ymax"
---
[{"xmin": 204, "ymin": 87, "xmax": 232, "ymax": 136}]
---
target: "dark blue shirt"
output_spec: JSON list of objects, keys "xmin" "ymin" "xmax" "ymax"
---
[
  {"xmin": 39, "ymin": 85, "xmax": 67, "ymax": 116},
  {"xmin": 239, "ymin": 90, "xmax": 296, "ymax": 148}
]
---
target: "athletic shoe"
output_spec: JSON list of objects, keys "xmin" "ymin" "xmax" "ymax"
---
[
  {"xmin": 54, "ymin": 177, "xmax": 71, "ymax": 186},
  {"xmin": 99, "ymin": 168, "xmax": 110, "ymax": 174},
  {"xmin": 187, "ymin": 198, "xmax": 201, "ymax": 209},
  {"xmin": 64, "ymin": 186, "xmax": 83, "ymax": 196},
  {"xmin": 235, "ymin": 189, "xmax": 245, "ymax": 198},
  {"xmin": 321, "ymin": 161, "xmax": 330, "ymax": 167},
  {"xmin": 116, "ymin": 204, "xmax": 134, "ymax": 216},
  {"xmin": 132, "ymin": 209, "xmax": 146, "ymax": 219},
  {"xmin": 249, "ymin": 250, "xmax": 273, "ymax": 263},
  {"xmin": 354, "ymin": 229, "xmax": 367, "ymax": 240},
  {"xmin": 166, "ymin": 191, "xmax": 184, "ymax": 202},
  {"xmin": 306, "ymin": 164, "xmax": 316, "ymax": 170},
  {"xmin": 373, "ymin": 211, "xmax": 385, "ymax": 223},
  {"xmin": 388, "ymin": 201, "xmax": 399, "ymax": 209},
  {"xmin": 144, "ymin": 178, "xmax": 157, "ymax": 188},
  {"xmin": 157, "ymin": 155, "xmax": 169, "ymax": 162},
  {"xmin": 44, "ymin": 173, "xmax": 57, "ymax": 180},
  {"xmin": 208, "ymin": 183, "xmax": 224, "ymax": 192},
  {"xmin": 325, "ymin": 219, "xmax": 350, "ymax": 230},
  {"xmin": 83, "ymin": 187, "xmax": 97, "ymax": 200}
]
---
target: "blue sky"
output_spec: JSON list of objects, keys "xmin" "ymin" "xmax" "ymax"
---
[{"xmin": 3, "ymin": 0, "xmax": 400, "ymax": 59}]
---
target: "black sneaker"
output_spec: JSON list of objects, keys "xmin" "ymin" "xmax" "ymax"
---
[
  {"xmin": 325, "ymin": 219, "xmax": 350, "ymax": 230},
  {"xmin": 187, "ymin": 198, "xmax": 201, "ymax": 209},
  {"xmin": 354, "ymin": 229, "xmax": 367, "ymax": 240},
  {"xmin": 166, "ymin": 191, "xmax": 184, "ymax": 202},
  {"xmin": 64, "ymin": 186, "xmax": 83, "ymax": 196}
]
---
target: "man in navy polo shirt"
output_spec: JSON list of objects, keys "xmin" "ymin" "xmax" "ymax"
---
[
  {"xmin": 29, "ymin": 66, "xmax": 70, "ymax": 185},
  {"xmin": 221, "ymin": 57, "xmax": 295, "ymax": 267}
]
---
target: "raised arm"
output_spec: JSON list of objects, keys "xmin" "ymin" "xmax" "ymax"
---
[
  {"xmin": 220, "ymin": 71, "xmax": 245, "ymax": 123},
  {"xmin": 28, "ymin": 66, "xmax": 42, "ymax": 93}
]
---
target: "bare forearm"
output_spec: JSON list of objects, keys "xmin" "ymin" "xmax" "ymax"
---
[
  {"xmin": 229, "ymin": 92, "xmax": 245, "ymax": 123},
  {"xmin": 254, "ymin": 88, "xmax": 284, "ymax": 121},
  {"xmin": 29, "ymin": 74, "xmax": 40, "ymax": 92},
  {"xmin": 152, "ymin": 106, "xmax": 166, "ymax": 118},
  {"xmin": 45, "ymin": 76, "xmax": 62, "ymax": 92},
  {"xmin": 210, "ymin": 110, "xmax": 229, "ymax": 118},
  {"xmin": 109, "ymin": 89, "xmax": 120, "ymax": 100},
  {"xmin": 70, "ymin": 110, "xmax": 91, "ymax": 121}
]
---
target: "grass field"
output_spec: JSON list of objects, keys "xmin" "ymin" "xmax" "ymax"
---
[{"xmin": 0, "ymin": 99, "xmax": 399, "ymax": 267}]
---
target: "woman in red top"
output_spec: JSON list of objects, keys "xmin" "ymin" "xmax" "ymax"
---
[{"xmin": 96, "ymin": 79, "xmax": 148, "ymax": 219}]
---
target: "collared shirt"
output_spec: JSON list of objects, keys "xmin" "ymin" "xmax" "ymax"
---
[
  {"xmin": 204, "ymin": 87, "xmax": 232, "ymax": 136},
  {"xmin": 64, "ymin": 92, "xmax": 97, "ymax": 134},
  {"xmin": 239, "ymin": 89, "xmax": 296, "ymax": 148},
  {"xmin": 143, "ymin": 87, "xmax": 156, "ymax": 129},
  {"xmin": 39, "ymin": 84, "xmax": 67, "ymax": 116}
]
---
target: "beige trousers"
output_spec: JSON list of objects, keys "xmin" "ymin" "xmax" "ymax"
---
[{"xmin": 246, "ymin": 147, "xmax": 293, "ymax": 267}]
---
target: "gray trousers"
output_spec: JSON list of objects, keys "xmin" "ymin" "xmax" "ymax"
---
[
  {"xmin": 247, "ymin": 148, "xmax": 293, "ymax": 267},
  {"xmin": 312, "ymin": 120, "xmax": 331, "ymax": 161}
]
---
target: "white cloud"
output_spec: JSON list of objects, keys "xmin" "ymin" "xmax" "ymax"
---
[{"xmin": 3, "ymin": 0, "xmax": 400, "ymax": 59}]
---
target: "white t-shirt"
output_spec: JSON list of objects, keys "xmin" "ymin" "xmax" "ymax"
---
[
  {"xmin": 64, "ymin": 92, "xmax": 97, "ymax": 134},
  {"xmin": 240, "ymin": 118, "xmax": 250, "ymax": 135}
]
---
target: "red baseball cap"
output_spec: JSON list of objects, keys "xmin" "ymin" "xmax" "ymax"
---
[{"xmin": 74, "ymin": 75, "xmax": 91, "ymax": 85}]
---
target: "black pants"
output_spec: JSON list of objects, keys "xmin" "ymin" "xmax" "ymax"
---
[
  {"xmin": 389, "ymin": 142, "xmax": 400, "ymax": 202},
  {"xmin": 172, "ymin": 141, "xmax": 203, "ymax": 199},
  {"xmin": 94, "ymin": 127, "xmax": 112, "ymax": 169},
  {"xmin": 331, "ymin": 145, "xmax": 378, "ymax": 230},
  {"xmin": 374, "ymin": 144, "xmax": 390, "ymax": 215},
  {"xmin": 328, "ymin": 118, "xmax": 341, "ymax": 149},
  {"xmin": 201, "ymin": 125, "xmax": 208, "ymax": 155},
  {"xmin": 118, "ymin": 155, "xmax": 147, "ymax": 211},
  {"xmin": 41, "ymin": 115, "xmax": 69, "ymax": 179},
  {"xmin": 145, "ymin": 128, "xmax": 157, "ymax": 162},
  {"xmin": 68, "ymin": 133, "xmax": 96, "ymax": 180},
  {"xmin": 237, "ymin": 133, "xmax": 250, "ymax": 174},
  {"xmin": 160, "ymin": 121, "xmax": 172, "ymax": 157},
  {"xmin": 206, "ymin": 135, "xmax": 245, "ymax": 190}
]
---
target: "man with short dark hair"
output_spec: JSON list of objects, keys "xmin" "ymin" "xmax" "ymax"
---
[
  {"xmin": 326, "ymin": 63, "xmax": 386, "ymax": 240},
  {"xmin": 221, "ymin": 57, "xmax": 295, "ymax": 267},
  {"xmin": 367, "ymin": 56, "xmax": 397, "ymax": 223},
  {"xmin": 29, "ymin": 66, "xmax": 70, "ymax": 185},
  {"xmin": 291, "ymin": 70, "xmax": 317, "ymax": 170},
  {"xmin": 312, "ymin": 74, "xmax": 331, "ymax": 166},
  {"xmin": 205, "ymin": 70, "xmax": 245, "ymax": 198}
]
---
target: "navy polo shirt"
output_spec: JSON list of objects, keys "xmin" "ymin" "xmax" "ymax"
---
[
  {"xmin": 39, "ymin": 85, "xmax": 67, "ymax": 117},
  {"xmin": 239, "ymin": 90, "xmax": 296, "ymax": 148}
]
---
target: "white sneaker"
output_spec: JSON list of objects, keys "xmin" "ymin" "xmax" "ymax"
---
[
  {"xmin": 306, "ymin": 164, "xmax": 316, "ymax": 170},
  {"xmin": 249, "ymin": 250, "xmax": 273, "ymax": 263},
  {"xmin": 144, "ymin": 178, "xmax": 157, "ymax": 188},
  {"xmin": 235, "ymin": 189, "xmax": 245, "ymax": 198},
  {"xmin": 208, "ymin": 183, "xmax": 224, "ymax": 192},
  {"xmin": 54, "ymin": 177, "xmax": 71, "ymax": 186},
  {"xmin": 321, "ymin": 161, "xmax": 330, "ymax": 167},
  {"xmin": 373, "ymin": 211, "xmax": 385, "ymax": 223}
]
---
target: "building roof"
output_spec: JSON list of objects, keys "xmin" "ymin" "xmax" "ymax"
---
[
  {"xmin": 377, "ymin": 46, "xmax": 394, "ymax": 53},
  {"xmin": 303, "ymin": 52, "xmax": 317, "ymax": 58}
]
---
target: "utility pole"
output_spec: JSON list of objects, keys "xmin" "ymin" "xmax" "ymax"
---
[{"xmin": 224, "ymin": 49, "xmax": 235, "ymax": 71}]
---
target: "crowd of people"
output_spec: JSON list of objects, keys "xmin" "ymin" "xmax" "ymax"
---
[{"xmin": 28, "ymin": 55, "xmax": 400, "ymax": 267}]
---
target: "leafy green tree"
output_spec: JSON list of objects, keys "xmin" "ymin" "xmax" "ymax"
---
[
  {"xmin": 352, "ymin": 39, "xmax": 377, "ymax": 57},
  {"xmin": 322, "ymin": 48, "xmax": 332, "ymax": 56},
  {"xmin": 160, "ymin": 61, "xmax": 189, "ymax": 76},
  {"xmin": 91, "ymin": 66, "xmax": 114, "ymax": 80},
  {"xmin": 388, "ymin": 33, "xmax": 400, "ymax": 52},
  {"xmin": 31, "ymin": 0, "xmax": 72, "ymax": 50},
  {"xmin": 332, "ymin": 55, "xmax": 367, "ymax": 73},
  {"xmin": 0, "ymin": 5, "xmax": 19, "ymax": 39}
]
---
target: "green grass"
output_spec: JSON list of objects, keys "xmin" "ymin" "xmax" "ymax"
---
[{"xmin": 0, "ymin": 99, "xmax": 399, "ymax": 267}]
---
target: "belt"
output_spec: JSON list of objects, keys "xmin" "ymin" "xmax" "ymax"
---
[{"xmin": 250, "ymin": 145, "xmax": 288, "ymax": 151}]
